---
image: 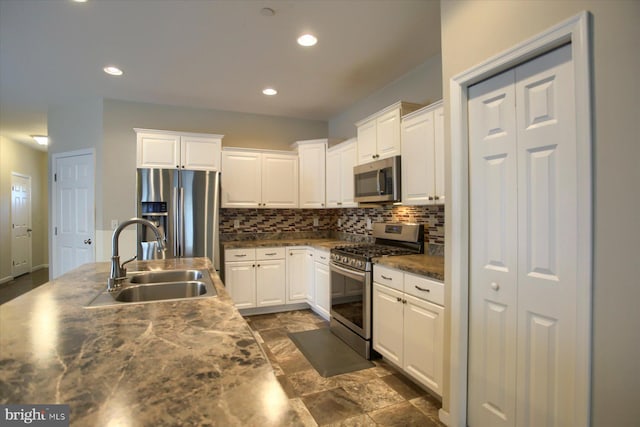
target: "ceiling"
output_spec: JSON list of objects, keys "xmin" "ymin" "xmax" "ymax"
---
[{"xmin": 0, "ymin": 0, "xmax": 441, "ymax": 151}]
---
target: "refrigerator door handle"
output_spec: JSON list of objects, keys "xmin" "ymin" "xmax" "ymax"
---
[
  {"xmin": 179, "ymin": 187, "xmax": 185, "ymax": 257},
  {"xmin": 173, "ymin": 187, "xmax": 179, "ymax": 256}
]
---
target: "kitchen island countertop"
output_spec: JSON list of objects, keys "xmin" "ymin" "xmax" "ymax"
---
[{"xmin": 0, "ymin": 258, "xmax": 302, "ymax": 426}]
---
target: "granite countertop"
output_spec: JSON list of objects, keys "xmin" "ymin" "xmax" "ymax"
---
[
  {"xmin": 222, "ymin": 238, "xmax": 346, "ymax": 250},
  {"xmin": 374, "ymin": 254, "xmax": 445, "ymax": 282},
  {"xmin": 0, "ymin": 258, "xmax": 301, "ymax": 426}
]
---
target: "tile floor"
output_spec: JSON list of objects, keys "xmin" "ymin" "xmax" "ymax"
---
[
  {"xmin": 244, "ymin": 310, "xmax": 445, "ymax": 426},
  {"xmin": 0, "ymin": 268, "xmax": 49, "ymax": 305}
]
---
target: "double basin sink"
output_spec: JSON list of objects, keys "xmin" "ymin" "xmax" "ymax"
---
[{"xmin": 86, "ymin": 269, "xmax": 217, "ymax": 308}]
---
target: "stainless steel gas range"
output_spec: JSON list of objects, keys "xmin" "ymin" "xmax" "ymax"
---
[{"xmin": 329, "ymin": 222, "xmax": 424, "ymax": 359}]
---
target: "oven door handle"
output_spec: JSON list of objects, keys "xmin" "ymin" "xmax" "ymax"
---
[{"xmin": 330, "ymin": 262, "xmax": 367, "ymax": 281}]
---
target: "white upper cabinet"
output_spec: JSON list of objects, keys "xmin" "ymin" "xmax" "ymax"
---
[
  {"xmin": 400, "ymin": 101, "xmax": 445, "ymax": 205},
  {"xmin": 221, "ymin": 149, "xmax": 298, "ymax": 208},
  {"xmin": 326, "ymin": 138, "xmax": 357, "ymax": 208},
  {"xmin": 355, "ymin": 102, "xmax": 422, "ymax": 165},
  {"xmin": 295, "ymin": 139, "xmax": 326, "ymax": 209},
  {"xmin": 135, "ymin": 129, "xmax": 222, "ymax": 170},
  {"xmin": 262, "ymin": 152, "xmax": 299, "ymax": 208}
]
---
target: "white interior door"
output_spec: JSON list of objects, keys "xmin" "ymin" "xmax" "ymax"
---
[
  {"xmin": 54, "ymin": 152, "xmax": 95, "ymax": 278},
  {"xmin": 468, "ymin": 44, "xmax": 579, "ymax": 426},
  {"xmin": 11, "ymin": 173, "xmax": 31, "ymax": 277}
]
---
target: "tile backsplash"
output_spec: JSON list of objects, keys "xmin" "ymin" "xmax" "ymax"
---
[{"xmin": 220, "ymin": 205, "xmax": 444, "ymax": 246}]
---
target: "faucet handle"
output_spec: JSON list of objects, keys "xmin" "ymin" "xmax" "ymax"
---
[{"xmin": 121, "ymin": 255, "xmax": 137, "ymax": 274}]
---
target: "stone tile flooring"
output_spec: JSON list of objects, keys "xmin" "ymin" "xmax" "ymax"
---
[{"xmin": 244, "ymin": 310, "xmax": 445, "ymax": 426}]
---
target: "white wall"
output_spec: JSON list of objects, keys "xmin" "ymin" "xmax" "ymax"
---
[
  {"xmin": 440, "ymin": 1, "xmax": 640, "ymax": 424},
  {"xmin": 328, "ymin": 54, "xmax": 443, "ymax": 139}
]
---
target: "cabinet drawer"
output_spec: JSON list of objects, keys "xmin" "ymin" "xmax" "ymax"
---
[
  {"xmin": 314, "ymin": 248, "xmax": 330, "ymax": 265},
  {"xmin": 373, "ymin": 265, "xmax": 403, "ymax": 292},
  {"xmin": 226, "ymin": 248, "xmax": 256, "ymax": 261},
  {"xmin": 404, "ymin": 273, "xmax": 444, "ymax": 306},
  {"xmin": 256, "ymin": 247, "xmax": 285, "ymax": 260}
]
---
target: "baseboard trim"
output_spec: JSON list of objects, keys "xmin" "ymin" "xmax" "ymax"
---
[
  {"xmin": 0, "ymin": 276, "xmax": 13, "ymax": 285},
  {"xmin": 438, "ymin": 409, "xmax": 450, "ymax": 426},
  {"xmin": 31, "ymin": 264, "xmax": 49, "ymax": 272}
]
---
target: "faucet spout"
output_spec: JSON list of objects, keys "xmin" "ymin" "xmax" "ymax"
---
[{"xmin": 107, "ymin": 217, "xmax": 165, "ymax": 292}]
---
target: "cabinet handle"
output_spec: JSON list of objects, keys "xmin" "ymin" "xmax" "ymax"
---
[
  {"xmin": 434, "ymin": 196, "xmax": 440, "ymax": 200},
  {"xmin": 320, "ymin": 256, "xmax": 326, "ymax": 260},
  {"xmin": 181, "ymin": 165, "xmax": 185, "ymax": 169},
  {"xmin": 337, "ymin": 202, "xmax": 342, "ymax": 205},
  {"xmin": 491, "ymin": 282, "xmax": 500, "ymax": 291},
  {"xmin": 372, "ymin": 155, "xmax": 376, "ymax": 159},
  {"xmin": 381, "ymin": 275, "xmax": 392, "ymax": 281},
  {"xmin": 176, "ymin": 165, "xmax": 180, "ymax": 168},
  {"xmin": 257, "ymin": 264, "xmax": 260, "ymax": 267},
  {"xmin": 265, "ymin": 252, "xmax": 277, "ymax": 256},
  {"xmin": 428, "ymin": 196, "xmax": 434, "ymax": 201},
  {"xmin": 290, "ymin": 252, "xmax": 293, "ymax": 256},
  {"xmin": 403, "ymin": 299, "xmax": 407, "ymax": 304},
  {"xmin": 396, "ymin": 297, "xmax": 402, "ymax": 302},
  {"xmin": 252, "ymin": 264, "xmax": 255, "ymax": 267},
  {"xmin": 234, "ymin": 254, "xmax": 247, "ymax": 257},
  {"xmin": 415, "ymin": 285, "xmax": 430, "ymax": 292}
]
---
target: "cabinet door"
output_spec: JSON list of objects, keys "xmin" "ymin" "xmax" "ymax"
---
[
  {"xmin": 221, "ymin": 151, "xmax": 262, "ymax": 208},
  {"xmin": 376, "ymin": 108, "xmax": 401, "ymax": 159},
  {"xmin": 372, "ymin": 283, "xmax": 404, "ymax": 366},
  {"xmin": 356, "ymin": 119, "xmax": 377, "ymax": 164},
  {"xmin": 286, "ymin": 248, "xmax": 308, "ymax": 303},
  {"xmin": 181, "ymin": 136, "xmax": 221, "ymax": 171},
  {"xmin": 137, "ymin": 133, "xmax": 180, "ymax": 169},
  {"xmin": 314, "ymin": 262, "xmax": 331, "ymax": 320},
  {"xmin": 325, "ymin": 149, "xmax": 341, "ymax": 208},
  {"xmin": 403, "ymin": 294, "xmax": 444, "ymax": 396},
  {"xmin": 262, "ymin": 153, "xmax": 299, "ymax": 208},
  {"xmin": 339, "ymin": 142, "xmax": 357, "ymax": 207},
  {"xmin": 401, "ymin": 110, "xmax": 435, "ymax": 205},
  {"xmin": 225, "ymin": 261, "xmax": 256, "ymax": 309},
  {"xmin": 433, "ymin": 106, "xmax": 445, "ymax": 203},
  {"xmin": 304, "ymin": 250, "xmax": 315, "ymax": 304},
  {"xmin": 256, "ymin": 258, "xmax": 286, "ymax": 307},
  {"xmin": 299, "ymin": 143, "xmax": 326, "ymax": 208}
]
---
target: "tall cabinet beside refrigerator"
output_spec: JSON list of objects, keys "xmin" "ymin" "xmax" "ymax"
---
[{"xmin": 137, "ymin": 168, "xmax": 221, "ymax": 270}]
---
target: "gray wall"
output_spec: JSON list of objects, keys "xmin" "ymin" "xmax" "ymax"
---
[
  {"xmin": 0, "ymin": 137, "xmax": 49, "ymax": 281},
  {"xmin": 440, "ymin": 1, "xmax": 640, "ymax": 424},
  {"xmin": 328, "ymin": 54, "xmax": 443, "ymax": 139},
  {"xmin": 101, "ymin": 99, "xmax": 327, "ymax": 230}
]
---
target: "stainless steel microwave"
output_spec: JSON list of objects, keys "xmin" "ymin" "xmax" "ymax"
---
[{"xmin": 354, "ymin": 156, "xmax": 401, "ymax": 203}]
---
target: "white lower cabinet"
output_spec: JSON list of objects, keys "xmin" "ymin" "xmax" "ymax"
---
[
  {"xmin": 286, "ymin": 247, "xmax": 314, "ymax": 304},
  {"xmin": 314, "ymin": 263, "xmax": 330, "ymax": 319},
  {"xmin": 225, "ymin": 247, "xmax": 286, "ymax": 309},
  {"xmin": 373, "ymin": 266, "xmax": 445, "ymax": 397}
]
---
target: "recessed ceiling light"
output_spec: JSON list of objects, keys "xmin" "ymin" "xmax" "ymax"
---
[
  {"xmin": 103, "ymin": 66, "xmax": 123, "ymax": 76},
  {"xmin": 262, "ymin": 88, "xmax": 278, "ymax": 96},
  {"xmin": 297, "ymin": 34, "xmax": 318, "ymax": 47},
  {"xmin": 72, "ymin": 0, "xmax": 88, "ymax": 3},
  {"xmin": 31, "ymin": 135, "xmax": 49, "ymax": 146}
]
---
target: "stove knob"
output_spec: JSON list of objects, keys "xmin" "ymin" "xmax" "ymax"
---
[
  {"xmin": 342, "ymin": 256, "xmax": 348, "ymax": 263},
  {"xmin": 356, "ymin": 260, "xmax": 363, "ymax": 269}
]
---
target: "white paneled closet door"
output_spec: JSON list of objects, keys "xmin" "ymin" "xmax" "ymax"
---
[{"xmin": 468, "ymin": 44, "xmax": 578, "ymax": 427}]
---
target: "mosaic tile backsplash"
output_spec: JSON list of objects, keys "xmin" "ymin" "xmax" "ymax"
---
[{"xmin": 220, "ymin": 205, "xmax": 445, "ymax": 245}]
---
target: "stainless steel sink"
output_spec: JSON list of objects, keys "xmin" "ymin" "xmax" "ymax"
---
[
  {"xmin": 85, "ymin": 269, "xmax": 217, "ymax": 308},
  {"xmin": 128, "ymin": 269, "xmax": 203, "ymax": 284}
]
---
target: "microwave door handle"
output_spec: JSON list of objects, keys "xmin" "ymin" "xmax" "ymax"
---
[{"xmin": 376, "ymin": 169, "xmax": 382, "ymax": 194}]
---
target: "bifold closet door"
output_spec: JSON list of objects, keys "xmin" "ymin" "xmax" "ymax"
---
[{"xmin": 468, "ymin": 44, "xmax": 578, "ymax": 427}]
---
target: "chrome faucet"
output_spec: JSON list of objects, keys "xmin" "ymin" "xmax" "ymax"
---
[{"xmin": 107, "ymin": 217, "xmax": 165, "ymax": 292}]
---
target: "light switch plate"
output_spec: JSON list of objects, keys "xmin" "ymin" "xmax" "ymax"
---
[{"xmin": 313, "ymin": 217, "xmax": 319, "ymax": 227}]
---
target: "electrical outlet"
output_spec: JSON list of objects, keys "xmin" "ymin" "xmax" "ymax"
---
[
  {"xmin": 337, "ymin": 218, "xmax": 342, "ymax": 227},
  {"xmin": 313, "ymin": 217, "xmax": 319, "ymax": 227},
  {"xmin": 111, "ymin": 219, "xmax": 118, "ymax": 230},
  {"xmin": 366, "ymin": 217, "xmax": 372, "ymax": 230},
  {"xmin": 233, "ymin": 220, "xmax": 240, "ymax": 229}
]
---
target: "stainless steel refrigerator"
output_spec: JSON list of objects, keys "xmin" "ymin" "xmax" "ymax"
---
[{"xmin": 136, "ymin": 168, "xmax": 221, "ymax": 270}]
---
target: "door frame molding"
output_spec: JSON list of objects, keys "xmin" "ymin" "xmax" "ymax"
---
[
  {"xmin": 50, "ymin": 148, "xmax": 96, "ymax": 279},
  {"xmin": 448, "ymin": 11, "xmax": 592, "ymax": 426},
  {"xmin": 10, "ymin": 172, "xmax": 32, "ymax": 277}
]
